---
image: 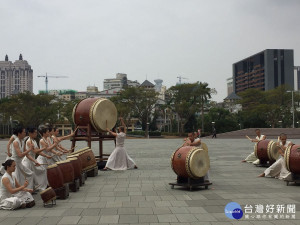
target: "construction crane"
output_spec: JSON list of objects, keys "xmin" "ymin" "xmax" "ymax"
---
[
  {"xmin": 37, "ymin": 73, "xmax": 68, "ymax": 93},
  {"xmin": 177, "ymin": 76, "xmax": 188, "ymax": 84}
]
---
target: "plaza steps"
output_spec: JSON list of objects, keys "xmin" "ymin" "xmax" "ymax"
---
[{"xmin": 205, "ymin": 128, "xmax": 300, "ymax": 139}]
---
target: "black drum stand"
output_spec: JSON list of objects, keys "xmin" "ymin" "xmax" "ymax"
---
[
  {"xmin": 169, "ymin": 176, "xmax": 212, "ymax": 191},
  {"xmin": 44, "ymin": 199, "xmax": 56, "ymax": 208},
  {"xmin": 286, "ymin": 173, "xmax": 300, "ymax": 186}
]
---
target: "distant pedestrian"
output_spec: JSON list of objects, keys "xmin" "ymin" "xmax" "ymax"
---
[{"xmin": 212, "ymin": 127, "xmax": 217, "ymax": 138}]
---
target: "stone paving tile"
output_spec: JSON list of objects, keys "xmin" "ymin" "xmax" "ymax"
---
[
  {"xmin": 136, "ymin": 207, "xmax": 153, "ymax": 215},
  {"xmin": 78, "ymin": 216, "xmax": 100, "ymax": 224},
  {"xmin": 157, "ymin": 214, "xmax": 178, "ymax": 223},
  {"xmin": 175, "ymin": 214, "xmax": 198, "ymax": 222},
  {"xmin": 119, "ymin": 215, "xmax": 139, "ymax": 223},
  {"xmin": 0, "ymin": 217, "xmax": 24, "ymax": 225},
  {"xmin": 81, "ymin": 208, "xmax": 101, "ymax": 216},
  {"xmin": 58, "ymin": 216, "xmax": 81, "ymax": 224},
  {"xmin": 100, "ymin": 208, "xmax": 118, "ymax": 215},
  {"xmin": 139, "ymin": 215, "xmax": 159, "ymax": 223},
  {"xmin": 98, "ymin": 215, "xmax": 119, "ymax": 224},
  {"xmin": 37, "ymin": 217, "xmax": 63, "ymax": 225},
  {"xmin": 152, "ymin": 207, "xmax": 172, "ymax": 215},
  {"xmin": 63, "ymin": 208, "xmax": 84, "ymax": 216},
  {"xmin": 44, "ymin": 209, "xmax": 66, "ymax": 217},
  {"xmin": 17, "ymin": 217, "xmax": 43, "ymax": 225}
]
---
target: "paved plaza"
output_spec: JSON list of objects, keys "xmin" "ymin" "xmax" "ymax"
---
[{"xmin": 0, "ymin": 138, "xmax": 299, "ymax": 225}]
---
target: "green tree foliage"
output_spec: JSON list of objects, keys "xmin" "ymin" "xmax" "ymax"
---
[
  {"xmin": 0, "ymin": 92, "xmax": 61, "ymax": 127},
  {"xmin": 110, "ymin": 87, "xmax": 159, "ymax": 135}
]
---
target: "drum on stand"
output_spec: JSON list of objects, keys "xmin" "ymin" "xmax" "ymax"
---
[
  {"xmin": 254, "ymin": 140, "xmax": 278, "ymax": 163},
  {"xmin": 284, "ymin": 144, "xmax": 300, "ymax": 174},
  {"xmin": 40, "ymin": 187, "xmax": 56, "ymax": 207},
  {"xmin": 72, "ymin": 98, "xmax": 117, "ymax": 133},
  {"xmin": 171, "ymin": 146, "xmax": 210, "ymax": 179},
  {"xmin": 71, "ymin": 148, "xmax": 98, "ymax": 177},
  {"xmin": 47, "ymin": 164, "xmax": 69, "ymax": 199}
]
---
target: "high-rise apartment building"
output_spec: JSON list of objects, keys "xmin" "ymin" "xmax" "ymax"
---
[
  {"xmin": 0, "ymin": 54, "xmax": 33, "ymax": 99},
  {"xmin": 233, "ymin": 49, "xmax": 294, "ymax": 94},
  {"xmin": 294, "ymin": 66, "xmax": 300, "ymax": 91}
]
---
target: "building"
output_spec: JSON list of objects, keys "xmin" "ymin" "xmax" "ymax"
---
[
  {"xmin": 233, "ymin": 49, "xmax": 294, "ymax": 94},
  {"xmin": 140, "ymin": 80, "xmax": 155, "ymax": 89},
  {"xmin": 103, "ymin": 73, "xmax": 140, "ymax": 90},
  {"xmin": 226, "ymin": 77, "xmax": 233, "ymax": 95},
  {"xmin": 294, "ymin": 66, "xmax": 300, "ymax": 91},
  {"xmin": 0, "ymin": 54, "xmax": 33, "ymax": 99}
]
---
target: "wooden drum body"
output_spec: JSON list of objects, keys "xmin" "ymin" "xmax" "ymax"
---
[
  {"xmin": 285, "ymin": 144, "xmax": 300, "ymax": 174},
  {"xmin": 40, "ymin": 187, "xmax": 56, "ymax": 204},
  {"xmin": 67, "ymin": 156, "xmax": 82, "ymax": 179},
  {"xmin": 56, "ymin": 160, "xmax": 75, "ymax": 184},
  {"xmin": 71, "ymin": 148, "xmax": 97, "ymax": 172},
  {"xmin": 254, "ymin": 140, "xmax": 278, "ymax": 162},
  {"xmin": 72, "ymin": 98, "xmax": 117, "ymax": 132},
  {"xmin": 171, "ymin": 145, "xmax": 210, "ymax": 179},
  {"xmin": 47, "ymin": 164, "xmax": 64, "ymax": 189}
]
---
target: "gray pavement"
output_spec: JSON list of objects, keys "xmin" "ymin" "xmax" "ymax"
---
[{"xmin": 0, "ymin": 138, "xmax": 299, "ymax": 225}]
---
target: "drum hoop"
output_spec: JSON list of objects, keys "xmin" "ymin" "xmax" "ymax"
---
[
  {"xmin": 285, "ymin": 145, "xmax": 292, "ymax": 172},
  {"xmin": 56, "ymin": 159, "xmax": 71, "ymax": 164},
  {"xmin": 254, "ymin": 142, "xmax": 258, "ymax": 158},
  {"xmin": 40, "ymin": 187, "xmax": 52, "ymax": 194},
  {"xmin": 185, "ymin": 147, "xmax": 198, "ymax": 179},
  {"xmin": 70, "ymin": 147, "xmax": 90, "ymax": 155},
  {"xmin": 72, "ymin": 101, "xmax": 81, "ymax": 125},
  {"xmin": 83, "ymin": 164, "xmax": 97, "ymax": 172},
  {"xmin": 68, "ymin": 154, "xmax": 80, "ymax": 158},
  {"xmin": 267, "ymin": 141, "xmax": 274, "ymax": 160},
  {"xmin": 68, "ymin": 157, "xmax": 78, "ymax": 161},
  {"xmin": 89, "ymin": 99, "xmax": 101, "ymax": 132},
  {"xmin": 47, "ymin": 164, "xmax": 57, "ymax": 169}
]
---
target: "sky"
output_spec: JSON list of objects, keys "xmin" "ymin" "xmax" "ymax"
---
[{"xmin": 1, "ymin": 0, "xmax": 300, "ymax": 102}]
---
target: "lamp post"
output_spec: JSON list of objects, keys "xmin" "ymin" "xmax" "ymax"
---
[{"xmin": 287, "ymin": 90, "xmax": 295, "ymax": 128}]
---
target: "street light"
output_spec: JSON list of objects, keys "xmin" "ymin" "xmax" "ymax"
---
[{"xmin": 287, "ymin": 90, "xmax": 295, "ymax": 128}]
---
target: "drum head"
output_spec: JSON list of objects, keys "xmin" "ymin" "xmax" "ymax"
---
[
  {"xmin": 90, "ymin": 99, "xmax": 117, "ymax": 132},
  {"xmin": 200, "ymin": 142, "xmax": 208, "ymax": 152},
  {"xmin": 188, "ymin": 148, "xmax": 210, "ymax": 178},
  {"xmin": 270, "ymin": 144, "xmax": 280, "ymax": 161}
]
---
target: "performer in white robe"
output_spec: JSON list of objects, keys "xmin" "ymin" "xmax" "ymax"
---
[
  {"xmin": 0, "ymin": 159, "xmax": 34, "ymax": 210},
  {"xmin": 11, "ymin": 127, "xmax": 34, "ymax": 190},
  {"xmin": 103, "ymin": 117, "xmax": 137, "ymax": 170},
  {"xmin": 22, "ymin": 127, "xmax": 48, "ymax": 191},
  {"xmin": 242, "ymin": 129, "xmax": 266, "ymax": 164},
  {"xmin": 36, "ymin": 127, "xmax": 58, "ymax": 167},
  {"xmin": 47, "ymin": 126, "xmax": 64, "ymax": 162},
  {"xmin": 51, "ymin": 127, "xmax": 75, "ymax": 161},
  {"xmin": 258, "ymin": 133, "xmax": 292, "ymax": 181},
  {"xmin": 0, "ymin": 131, "xmax": 17, "ymax": 175}
]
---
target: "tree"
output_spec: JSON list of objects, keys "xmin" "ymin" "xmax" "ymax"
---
[{"xmin": 110, "ymin": 87, "xmax": 159, "ymax": 136}]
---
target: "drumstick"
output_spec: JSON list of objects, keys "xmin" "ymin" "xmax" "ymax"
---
[
  {"xmin": 245, "ymin": 135, "xmax": 252, "ymax": 141},
  {"xmin": 277, "ymin": 136, "xmax": 280, "ymax": 142},
  {"xmin": 20, "ymin": 169, "xmax": 27, "ymax": 181},
  {"xmin": 32, "ymin": 184, "xmax": 41, "ymax": 192}
]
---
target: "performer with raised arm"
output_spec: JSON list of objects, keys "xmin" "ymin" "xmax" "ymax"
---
[
  {"xmin": 47, "ymin": 125, "xmax": 63, "ymax": 162},
  {"xmin": 10, "ymin": 126, "xmax": 34, "ymax": 189},
  {"xmin": 22, "ymin": 127, "xmax": 48, "ymax": 191},
  {"xmin": 0, "ymin": 159, "xmax": 34, "ymax": 210},
  {"xmin": 103, "ymin": 117, "xmax": 137, "ymax": 170},
  {"xmin": 51, "ymin": 127, "xmax": 75, "ymax": 160},
  {"xmin": 258, "ymin": 133, "xmax": 292, "ymax": 181},
  {"xmin": 37, "ymin": 126, "xmax": 59, "ymax": 166},
  {"xmin": 242, "ymin": 129, "xmax": 266, "ymax": 164}
]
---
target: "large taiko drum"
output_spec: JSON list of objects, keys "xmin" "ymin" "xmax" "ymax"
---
[
  {"xmin": 72, "ymin": 98, "xmax": 117, "ymax": 132},
  {"xmin": 40, "ymin": 187, "xmax": 56, "ymax": 204},
  {"xmin": 56, "ymin": 160, "xmax": 75, "ymax": 184},
  {"xmin": 70, "ymin": 148, "xmax": 97, "ymax": 172},
  {"xmin": 67, "ymin": 156, "xmax": 82, "ymax": 179},
  {"xmin": 254, "ymin": 140, "xmax": 279, "ymax": 162},
  {"xmin": 171, "ymin": 145, "xmax": 210, "ymax": 179},
  {"xmin": 284, "ymin": 144, "xmax": 300, "ymax": 174},
  {"xmin": 47, "ymin": 164, "xmax": 64, "ymax": 189}
]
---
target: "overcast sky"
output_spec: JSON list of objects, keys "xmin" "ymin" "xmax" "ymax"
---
[{"xmin": 1, "ymin": 0, "xmax": 300, "ymax": 102}]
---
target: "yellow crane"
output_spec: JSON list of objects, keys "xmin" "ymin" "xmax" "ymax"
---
[{"xmin": 37, "ymin": 73, "xmax": 68, "ymax": 93}]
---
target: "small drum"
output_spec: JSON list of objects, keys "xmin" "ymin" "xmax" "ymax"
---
[
  {"xmin": 71, "ymin": 148, "xmax": 97, "ymax": 172},
  {"xmin": 72, "ymin": 98, "xmax": 117, "ymax": 132},
  {"xmin": 171, "ymin": 145, "xmax": 210, "ymax": 179},
  {"xmin": 56, "ymin": 160, "xmax": 75, "ymax": 184},
  {"xmin": 284, "ymin": 144, "xmax": 300, "ymax": 174},
  {"xmin": 47, "ymin": 164, "xmax": 64, "ymax": 189},
  {"xmin": 254, "ymin": 140, "xmax": 279, "ymax": 162},
  {"xmin": 67, "ymin": 156, "xmax": 82, "ymax": 179},
  {"xmin": 40, "ymin": 187, "xmax": 56, "ymax": 205}
]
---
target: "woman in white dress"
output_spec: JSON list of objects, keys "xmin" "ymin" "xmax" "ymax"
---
[
  {"xmin": 11, "ymin": 127, "xmax": 34, "ymax": 190},
  {"xmin": 22, "ymin": 127, "xmax": 49, "ymax": 191},
  {"xmin": 37, "ymin": 127, "xmax": 59, "ymax": 166},
  {"xmin": 0, "ymin": 130, "xmax": 18, "ymax": 175},
  {"xmin": 0, "ymin": 159, "xmax": 35, "ymax": 210},
  {"xmin": 103, "ymin": 117, "xmax": 137, "ymax": 170}
]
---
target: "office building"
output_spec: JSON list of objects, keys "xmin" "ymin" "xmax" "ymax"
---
[
  {"xmin": 233, "ymin": 49, "xmax": 294, "ymax": 94},
  {"xmin": 294, "ymin": 66, "xmax": 300, "ymax": 91},
  {"xmin": 0, "ymin": 54, "xmax": 33, "ymax": 99}
]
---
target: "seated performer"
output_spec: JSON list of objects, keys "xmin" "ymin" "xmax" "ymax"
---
[
  {"xmin": 22, "ymin": 127, "xmax": 49, "ymax": 191},
  {"xmin": 11, "ymin": 126, "xmax": 34, "ymax": 189},
  {"xmin": 258, "ymin": 133, "xmax": 292, "ymax": 181},
  {"xmin": 103, "ymin": 117, "xmax": 137, "ymax": 170},
  {"xmin": 37, "ymin": 127, "xmax": 59, "ymax": 166},
  {"xmin": 242, "ymin": 129, "xmax": 266, "ymax": 164},
  {"xmin": 0, "ymin": 159, "xmax": 34, "ymax": 210},
  {"xmin": 0, "ymin": 129, "xmax": 18, "ymax": 175}
]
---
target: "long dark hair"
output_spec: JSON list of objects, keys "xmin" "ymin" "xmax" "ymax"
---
[{"xmin": 2, "ymin": 159, "xmax": 14, "ymax": 170}]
